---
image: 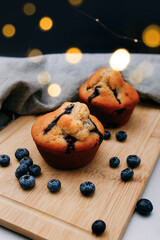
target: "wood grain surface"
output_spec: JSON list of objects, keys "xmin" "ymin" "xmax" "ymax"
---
[{"xmin": 0, "ymin": 104, "xmax": 160, "ymax": 240}]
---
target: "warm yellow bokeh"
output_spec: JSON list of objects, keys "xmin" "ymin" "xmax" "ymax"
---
[
  {"xmin": 48, "ymin": 84, "xmax": 61, "ymax": 97},
  {"xmin": 65, "ymin": 47, "xmax": 82, "ymax": 64},
  {"xmin": 109, "ymin": 48, "xmax": 130, "ymax": 71},
  {"xmin": 142, "ymin": 24, "xmax": 160, "ymax": 48},
  {"xmin": 28, "ymin": 49, "xmax": 43, "ymax": 63},
  {"xmin": 39, "ymin": 17, "xmax": 53, "ymax": 31},
  {"xmin": 68, "ymin": 0, "xmax": 83, "ymax": 6},
  {"xmin": 37, "ymin": 71, "xmax": 51, "ymax": 85},
  {"xmin": 23, "ymin": 2, "xmax": 36, "ymax": 16},
  {"xmin": 2, "ymin": 24, "xmax": 16, "ymax": 38}
]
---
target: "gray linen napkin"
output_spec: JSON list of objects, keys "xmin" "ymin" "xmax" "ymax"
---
[{"xmin": 0, "ymin": 53, "xmax": 159, "ymax": 119}]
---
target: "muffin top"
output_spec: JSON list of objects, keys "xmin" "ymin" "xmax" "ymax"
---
[
  {"xmin": 79, "ymin": 67, "xmax": 139, "ymax": 110},
  {"xmin": 31, "ymin": 102, "xmax": 104, "ymax": 152}
]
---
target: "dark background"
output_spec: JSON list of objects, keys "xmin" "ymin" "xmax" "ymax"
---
[{"xmin": 0, "ymin": 0, "xmax": 159, "ymax": 57}]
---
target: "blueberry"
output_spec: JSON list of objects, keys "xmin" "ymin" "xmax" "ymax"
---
[
  {"xmin": 80, "ymin": 181, "xmax": 95, "ymax": 196},
  {"xmin": 121, "ymin": 168, "xmax": 134, "ymax": 182},
  {"xmin": 104, "ymin": 130, "xmax": 111, "ymax": 140},
  {"xmin": 136, "ymin": 198, "xmax": 153, "ymax": 216},
  {"xmin": 19, "ymin": 175, "xmax": 35, "ymax": 190},
  {"xmin": 20, "ymin": 157, "xmax": 33, "ymax": 167},
  {"xmin": 92, "ymin": 220, "xmax": 106, "ymax": 236},
  {"xmin": 15, "ymin": 148, "xmax": 29, "ymax": 161},
  {"xmin": 116, "ymin": 131, "xmax": 127, "ymax": 141},
  {"xmin": 127, "ymin": 155, "xmax": 141, "ymax": 168},
  {"xmin": 47, "ymin": 179, "xmax": 61, "ymax": 193},
  {"xmin": 15, "ymin": 164, "xmax": 28, "ymax": 179},
  {"xmin": 29, "ymin": 164, "xmax": 41, "ymax": 177},
  {"xmin": 109, "ymin": 157, "xmax": 120, "ymax": 168},
  {"xmin": 0, "ymin": 154, "xmax": 10, "ymax": 167}
]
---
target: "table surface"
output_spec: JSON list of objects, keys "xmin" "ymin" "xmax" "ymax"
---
[{"xmin": 0, "ymin": 154, "xmax": 159, "ymax": 240}]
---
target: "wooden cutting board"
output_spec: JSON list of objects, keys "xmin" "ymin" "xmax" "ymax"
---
[{"xmin": 0, "ymin": 104, "xmax": 159, "ymax": 240}]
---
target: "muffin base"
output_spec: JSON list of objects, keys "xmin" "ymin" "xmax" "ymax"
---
[
  {"xmin": 83, "ymin": 102, "xmax": 136, "ymax": 128},
  {"xmin": 36, "ymin": 144, "xmax": 100, "ymax": 170}
]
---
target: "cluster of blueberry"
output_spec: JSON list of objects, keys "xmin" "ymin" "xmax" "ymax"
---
[
  {"xmin": 14, "ymin": 148, "xmax": 62, "ymax": 193},
  {"xmin": 14, "ymin": 148, "xmax": 41, "ymax": 190},
  {"xmin": 109, "ymin": 155, "xmax": 141, "ymax": 181}
]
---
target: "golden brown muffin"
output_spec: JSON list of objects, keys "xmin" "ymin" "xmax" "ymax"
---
[
  {"xmin": 31, "ymin": 102, "xmax": 104, "ymax": 169},
  {"xmin": 79, "ymin": 67, "xmax": 139, "ymax": 127}
]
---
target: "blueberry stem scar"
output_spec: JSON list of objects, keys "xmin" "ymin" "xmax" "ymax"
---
[{"xmin": 44, "ymin": 104, "xmax": 74, "ymax": 134}]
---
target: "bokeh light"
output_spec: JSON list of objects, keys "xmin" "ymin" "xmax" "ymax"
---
[
  {"xmin": 23, "ymin": 2, "xmax": 36, "ymax": 16},
  {"xmin": 129, "ymin": 69, "xmax": 143, "ymax": 84},
  {"xmin": 37, "ymin": 71, "xmax": 51, "ymax": 85},
  {"xmin": 39, "ymin": 17, "xmax": 53, "ymax": 31},
  {"xmin": 48, "ymin": 84, "xmax": 61, "ymax": 97},
  {"xmin": 142, "ymin": 24, "xmax": 160, "ymax": 48},
  {"xmin": 28, "ymin": 49, "xmax": 43, "ymax": 63},
  {"xmin": 138, "ymin": 61, "xmax": 153, "ymax": 78},
  {"xmin": 68, "ymin": 0, "xmax": 83, "ymax": 7},
  {"xmin": 65, "ymin": 47, "xmax": 82, "ymax": 64},
  {"xmin": 109, "ymin": 48, "xmax": 131, "ymax": 71},
  {"xmin": 2, "ymin": 24, "xmax": 16, "ymax": 38},
  {"xmin": 129, "ymin": 61, "xmax": 154, "ymax": 84}
]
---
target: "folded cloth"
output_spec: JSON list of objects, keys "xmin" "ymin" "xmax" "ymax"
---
[{"xmin": 0, "ymin": 53, "xmax": 159, "ymax": 117}]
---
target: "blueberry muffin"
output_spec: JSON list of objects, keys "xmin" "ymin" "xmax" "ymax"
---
[
  {"xmin": 79, "ymin": 67, "xmax": 139, "ymax": 127},
  {"xmin": 31, "ymin": 102, "xmax": 104, "ymax": 169}
]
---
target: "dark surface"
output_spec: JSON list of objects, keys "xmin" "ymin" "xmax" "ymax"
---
[{"xmin": 0, "ymin": 0, "xmax": 159, "ymax": 57}]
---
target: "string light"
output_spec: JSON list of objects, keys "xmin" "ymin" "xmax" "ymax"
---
[
  {"xmin": 65, "ymin": 47, "xmax": 82, "ymax": 64},
  {"xmin": 23, "ymin": 3, "xmax": 36, "ymax": 16},
  {"xmin": 48, "ymin": 83, "xmax": 61, "ymax": 97},
  {"xmin": 2, "ymin": 24, "xmax": 16, "ymax": 38},
  {"xmin": 109, "ymin": 48, "xmax": 130, "ymax": 71},
  {"xmin": 39, "ymin": 17, "xmax": 53, "ymax": 31},
  {"xmin": 75, "ymin": 8, "xmax": 141, "ymax": 44}
]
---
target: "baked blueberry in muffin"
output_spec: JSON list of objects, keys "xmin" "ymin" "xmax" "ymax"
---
[
  {"xmin": 79, "ymin": 67, "xmax": 139, "ymax": 127},
  {"xmin": 31, "ymin": 102, "xmax": 104, "ymax": 169}
]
